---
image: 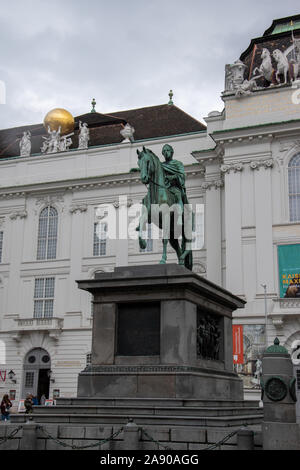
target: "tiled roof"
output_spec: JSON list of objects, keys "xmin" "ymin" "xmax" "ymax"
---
[{"xmin": 0, "ymin": 104, "xmax": 206, "ymax": 159}]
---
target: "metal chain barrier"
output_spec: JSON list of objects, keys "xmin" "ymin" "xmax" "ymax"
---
[
  {"xmin": 0, "ymin": 426, "xmax": 23, "ymax": 445},
  {"xmin": 142, "ymin": 429, "xmax": 173, "ymax": 450},
  {"xmin": 142, "ymin": 427, "xmax": 242, "ymax": 451},
  {"xmin": 36, "ymin": 425, "xmax": 124, "ymax": 450},
  {"xmin": 0, "ymin": 422, "xmax": 251, "ymax": 450}
]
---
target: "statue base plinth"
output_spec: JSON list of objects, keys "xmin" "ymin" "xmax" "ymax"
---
[{"xmin": 77, "ymin": 264, "xmax": 245, "ymax": 401}]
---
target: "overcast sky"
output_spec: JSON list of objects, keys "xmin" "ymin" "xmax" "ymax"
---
[{"xmin": 0, "ymin": 0, "xmax": 299, "ymax": 130}]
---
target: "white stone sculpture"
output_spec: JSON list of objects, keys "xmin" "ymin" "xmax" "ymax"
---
[
  {"xmin": 59, "ymin": 135, "xmax": 73, "ymax": 152},
  {"xmin": 19, "ymin": 131, "xmax": 31, "ymax": 157},
  {"xmin": 78, "ymin": 121, "xmax": 89, "ymax": 149},
  {"xmin": 235, "ymin": 78, "xmax": 257, "ymax": 97},
  {"xmin": 273, "ymin": 49, "xmax": 289, "ymax": 84},
  {"xmin": 224, "ymin": 60, "xmax": 247, "ymax": 92},
  {"xmin": 253, "ymin": 48, "xmax": 274, "ymax": 83},
  {"xmin": 41, "ymin": 126, "xmax": 61, "ymax": 154},
  {"xmin": 41, "ymin": 126, "xmax": 74, "ymax": 154},
  {"xmin": 120, "ymin": 123, "xmax": 135, "ymax": 143}
]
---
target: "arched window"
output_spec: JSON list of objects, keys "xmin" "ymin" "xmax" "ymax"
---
[
  {"xmin": 289, "ymin": 154, "xmax": 300, "ymax": 222},
  {"xmin": 37, "ymin": 206, "xmax": 58, "ymax": 260}
]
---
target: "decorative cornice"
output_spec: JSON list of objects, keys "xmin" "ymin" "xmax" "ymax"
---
[
  {"xmin": 35, "ymin": 194, "xmax": 64, "ymax": 206},
  {"xmin": 9, "ymin": 210, "xmax": 27, "ymax": 220},
  {"xmin": 201, "ymin": 179, "xmax": 224, "ymax": 191},
  {"xmin": 220, "ymin": 162, "xmax": 244, "ymax": 174},
  {"xmin": 272, "ymin": 316, "xmax": 284, "ymax": 328},
  {"xmin": 249, "ymin": 159, "xmax": 274, "ymax": 170},
  {"xmin": 69, "ymin": 203, "xmax": 88, "ymax": 214},
  {"xmin": 113, "ymin": 198, "xmax": 133, "ymax": 209}
]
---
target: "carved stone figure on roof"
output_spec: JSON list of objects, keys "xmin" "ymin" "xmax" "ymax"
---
[
  {"xmin": 41, "ymin": 125, "xmax": 61, "ymax": 154},
  {"xmin": 41, "ymin": 125, "xmax": 74, "ymax": 154},
  {"xmin": 273, "ymin": 49, "xmax": 290, "ymax": 84},
  {"xmin": 19, "ymin": 131, "xmax": 31, "ymax": 157},
  {"xmin": 78, "ymin": 121, "xmax": 89, "ymax": 149},
  {"xmin": 253, "ymin": 48, "xmax": 276, "ymax": 84},
  {"xmin": 59, "ymin": 134, "xmax": 73, "ymax": 152},
  {"xmin": 224, "ymin": 60, "xmax": 247, "ymax": 92},
  {"xmin": 120, "ymin": 123, "xmax": 135, "ymax": 143},
  {"xmin": 235, "ymin": 78, "xmax": 258, "ymax": 97}
]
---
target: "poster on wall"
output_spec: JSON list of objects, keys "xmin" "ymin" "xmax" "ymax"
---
[
  {"xmin": 233, "ymin": 324, "xmax": 265, "ymax": 389},
  {"xmin": 232, "ymin": 325, "xmax": 244, "ymax": 364},
  {"xmin": 278, "ymin": 244, "xmax": 300, "ymax": 298}
]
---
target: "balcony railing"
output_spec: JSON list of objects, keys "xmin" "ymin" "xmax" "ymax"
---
[
  {"xmin": 12, "ymin": 317, "xmax": 63, "ymax": 342},
  {"xmin": 272, "ymin": 298, "xmax": 300, "ymax": 310},
  {"xmin": 15, "ymin": 317, "xmax": 63, "ymax": 330}
]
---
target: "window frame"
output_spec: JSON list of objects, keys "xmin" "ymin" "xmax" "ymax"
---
[
  {"xmin": 93, "ymin": 222, "xmax": 107, "ymax": 257},
  {"xmin": 33, "ymin": 277, "xmax": 55, "ymax": 319},
  {"xmin": 288, "ymin": 153, "xmax": 300, "ymax": 222},
  {"xmin": 37, "ymin": 206, "xmax": 58, "ymax": 260}
]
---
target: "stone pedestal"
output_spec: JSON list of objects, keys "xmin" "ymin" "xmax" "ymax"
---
[{"xmin": 77, "ymin": 264, "xmax": 245, "ymax": 400}]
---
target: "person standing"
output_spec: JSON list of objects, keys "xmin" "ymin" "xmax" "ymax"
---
[{"xmin": 1, "ymin": 394, "xmax": 12, "ymax": 422}]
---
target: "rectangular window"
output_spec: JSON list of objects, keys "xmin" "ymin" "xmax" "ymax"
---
[
  {"xmin": 0, "ymin": 231, "xmax": 3, "ymax": 262},
  {"xmin": 139, "ymin": 224, "xmax": 153, "ymax": 253},
  {"xmin": 34, "ymin": 277, "xmax": 55, "ymax": 318},
  {"xmin": 93, "ymin": 222, "xmax": 107, "ymax": 256}
]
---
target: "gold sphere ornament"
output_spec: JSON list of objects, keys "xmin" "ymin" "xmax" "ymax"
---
[{"xmin": 43, "ymin": 108, "xmax": 75, "ymax": 135}]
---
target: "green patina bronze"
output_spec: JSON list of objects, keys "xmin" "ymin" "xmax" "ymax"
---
[
  {"xmin": 136, "ymin": 144, "xmax": 193, "ymax": 270},
  {"xmin": 265, "ymin": 337, "xmax": 288, "ymax": 355}
]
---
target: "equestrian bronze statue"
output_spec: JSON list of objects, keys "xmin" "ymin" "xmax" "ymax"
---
[{"xmin": 136, "ymin": 144, "xmax": 193, "ymax": 271}]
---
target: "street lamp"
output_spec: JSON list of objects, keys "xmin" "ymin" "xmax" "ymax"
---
[
  {"xmin": 261, "ymin": 284, "xmax": 268, "ymax": 347},
  {"xmin": 8, "ymin": 370, "xmax": 16, "ymax": 383}
]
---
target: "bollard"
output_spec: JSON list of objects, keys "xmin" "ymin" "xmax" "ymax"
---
[
  {"xmin": 237, "ymin": 428, "xmax": 254, "ymax": 450},
  {"xmin": 123, "ymin": 419, "xmax": 140, "ymax": 450},
  {"xmin": 19, "ymin": 420, "xmax": 37, "ymax": 450}
]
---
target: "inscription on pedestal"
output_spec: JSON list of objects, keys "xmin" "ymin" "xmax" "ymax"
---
[{"xmin": 116, "ymin": 302, "xmax": 160, "ymax": 356}]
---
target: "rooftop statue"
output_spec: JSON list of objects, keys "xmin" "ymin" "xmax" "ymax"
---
[
  {"xmin": 136, "ymin": 145, "xmax": 193, "ymax": 270},
  {"xmin": 19, "ymin": 130, "xmax": 31, "ymax": 157},
  {"xmin": 41, "ymin": 125, "xmax": 74, "ymax": 154},
  {"xmin": 78, "ymin": 121, "xmax": 89, "ymax": 149}
]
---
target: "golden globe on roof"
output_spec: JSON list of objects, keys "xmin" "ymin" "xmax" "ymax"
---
[{"xmin": 43, "ymin": 108, "xmax": 75, "ymax": 136}]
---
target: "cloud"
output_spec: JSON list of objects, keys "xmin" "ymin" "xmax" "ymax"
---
[{"xmin": 0, "ymin": 0, "xmax": 299, "ymax": 129}]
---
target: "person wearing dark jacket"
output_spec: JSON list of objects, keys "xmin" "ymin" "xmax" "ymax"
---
[{"xmin": 1, "ymin": 394, "xmax": 12, "ymax": 421}]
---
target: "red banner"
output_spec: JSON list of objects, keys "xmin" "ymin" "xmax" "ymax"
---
[
  {"xmin": 232, "ymin": 325, "xmax": 243, "ymax": 364},
  {"xmin": 0, "ymin": 370, "xmax": 6, "ymax": 382}
]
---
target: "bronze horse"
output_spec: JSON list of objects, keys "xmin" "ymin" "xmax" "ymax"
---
[{"xmin": 136, "ymin": 146, "xmax": 193, "ymax": 270}]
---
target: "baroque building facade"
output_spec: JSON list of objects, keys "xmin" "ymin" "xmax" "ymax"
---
[{"xmin": 1, "ymin": 15, "xmax": 300, "ymax": 404}]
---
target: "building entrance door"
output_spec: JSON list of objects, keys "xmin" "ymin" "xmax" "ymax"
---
[{"xmin": 21, "ymin": 348, "xmax": 51, "ymax": 403}]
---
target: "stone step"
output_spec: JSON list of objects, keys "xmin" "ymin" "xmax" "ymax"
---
[
  {"xmin": 33, "ymin": 405, "xmax": 262, "ymax": 417},
  {"xmin": 11, "ymin": 412, "xmax": 263, "ymax": 427},
  {"xmin": 56, "ymin": 397, "xmax": 259, "ymax": 408}
]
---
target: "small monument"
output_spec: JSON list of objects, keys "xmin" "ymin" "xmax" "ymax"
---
[{"xmin": 76, "ymin": 144, "xmax": 245, "ymax": 402}]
